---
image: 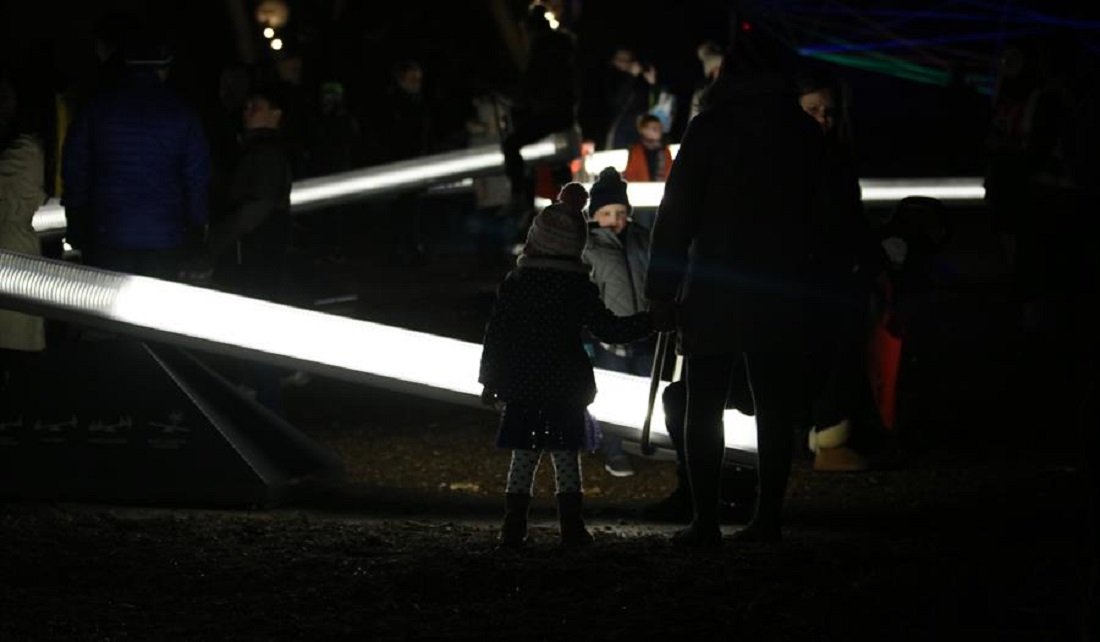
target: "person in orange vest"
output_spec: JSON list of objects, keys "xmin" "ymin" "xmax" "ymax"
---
[{"xmin": 622, "ymin": 114, "xmax": 673, "ymax": 183}]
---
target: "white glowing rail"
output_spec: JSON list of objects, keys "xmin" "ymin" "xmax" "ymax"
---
[
  {"xmin": 0, "ymin": 250, "xmax": 758, "ymax": 455},
  {"xmin": 34, "ymin": 131, "xmax": 983, "ymax": 236},
  {"xmin": 535, "ymin": 176, "xmax": 985, "ymax": 211},
  {"xmin": 290, "ymin": 134, "xmax": 570, "ymax": 212},
  {"xmin": 32, "ymin": 132, "xmax": 577, "ymax": 236},
  {"xmin": 580, "ymin": 143, "xmax": 984, "ymax": 207}
]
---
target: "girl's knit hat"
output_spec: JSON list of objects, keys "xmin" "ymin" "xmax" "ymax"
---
[{"xmin": 522, "ymin": 202, "xmax": 587, "ymax": 258}]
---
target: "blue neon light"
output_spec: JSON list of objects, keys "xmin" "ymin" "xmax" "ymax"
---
[{"xmin": 797, "ymin": 29, "xmax": 1039, "ymax": 56}]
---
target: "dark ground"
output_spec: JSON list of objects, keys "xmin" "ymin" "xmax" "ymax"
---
[{"xmin": 1, "ymin": 204, "xmax": 1095, "ymax": 640}]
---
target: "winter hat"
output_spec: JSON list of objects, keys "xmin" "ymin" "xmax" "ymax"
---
[
  {"xmin": 588, "ymin": 167, "xmax": 631, "ymax": 217},
  {"xmin": 522, "ymin": 202, "xmax": 588, "ymax": 258}
]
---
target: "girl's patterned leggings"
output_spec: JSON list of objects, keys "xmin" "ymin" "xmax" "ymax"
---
[{"xmin": 505, "ymin": 449, "xmax": 581, "ymax": 494}]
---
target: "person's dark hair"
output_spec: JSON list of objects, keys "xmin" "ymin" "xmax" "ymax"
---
[
  {"xmin": 794, "ymin": 67, "xmax": 854, "ymax": 148},
  {"xmin": 637, "ymin": 113, "xmax": 662, "ymax": 129},
  {"xmin": 699, "ymin": 27, "xmax": 799, "ymax": 112},
  {"xmin": 890, "ymin": 196, "xmax": 951, "ymax": 252}
]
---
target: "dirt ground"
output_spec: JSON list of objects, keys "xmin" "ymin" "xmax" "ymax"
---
[{"xmin": 1, "ymin": 211, "xmax": 1096, "ymax": 640}]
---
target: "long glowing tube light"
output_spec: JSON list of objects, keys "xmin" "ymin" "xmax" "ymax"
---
[
  {"xmin": 0, "ymin": 250, "xmax": 758, "ymax": 455},
  {"xmin": 584, "ymin": 148, "xmax": 983, "ymax": 203},
  {"xmin": 858, "ymin": 177, "xmax": 985, "ymax": 202},
  {"xmin": 536, "ymin": 176, "xmax": 986, "ymax": 210},
  {"xmin": 290, "ymin": 134, "xmax": 572, "ymax": 212},
  {"xmin": 584, "ymin": 144, "xmax": 680, "ymax": 175},
  {"xmin": 31, "ymin": 132, "xmax": 577, "ymax": 235}
]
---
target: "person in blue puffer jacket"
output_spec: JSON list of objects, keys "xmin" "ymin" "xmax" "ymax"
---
[{"xmin": 61, "ymin": 36, "xmax": 209, "ymax": 280}]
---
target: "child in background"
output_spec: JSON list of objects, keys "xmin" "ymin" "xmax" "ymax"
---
[
  {"xmin": 479, "ymin": 182, "xmax": 652, "ymax": 548},
  {"xmin": 583, "ymin": 167, "xmax": 654, "ymax": 477},
  {"xmin": 623, "ymin": 114, "xmax": 673, "ymax": 183}
]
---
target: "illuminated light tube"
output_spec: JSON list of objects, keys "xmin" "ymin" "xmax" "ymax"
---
[
  {"xmin": 31, "ymin": 132, "xmax": 577, "ymax": 235},
  {"xmin": 584, "ymin": 144, "xmax": 680, "ymax": 175},
  {"xmin": 588, "ymin": 369, "xmax": 757, "ymax": 454},
  {"xmin": 536, "ymin": 176, "xmax": 985, "ymax": 210},
  {"xmin": 0, "ymin": 250, "xmax": 758, "ymax": 455},
  {"xmin": 858, "ymin": 177, "xmax": 986, "ymax": 202},
  {"xmin": 290, "ymin": 134, "xmax": 573, "ymax": 213}
]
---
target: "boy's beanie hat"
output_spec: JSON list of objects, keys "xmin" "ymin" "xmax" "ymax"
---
[{"xmin": 588, "ymin": 166, "xmax": 631, "ymax": 216}]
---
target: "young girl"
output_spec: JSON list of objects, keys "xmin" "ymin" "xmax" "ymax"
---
[{"xmin": 479, "ymin": 183, "xmax": 652, "ymax": 547}]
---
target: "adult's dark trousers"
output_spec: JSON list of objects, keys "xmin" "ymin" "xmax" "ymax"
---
[
  {"xmin": 684, "ymin": 351, "xmax": 810, "ymax": 527},
  {"xmin": 501, "ymin": 113, "xmax": 573, "ymax": 200},
  {"xmin": 663, "ymin": 355, "xmax": 754, "ymax": 481},
  {"xmin": 82, "ymin": 245, "xmax": 186, "ymax": 280}
]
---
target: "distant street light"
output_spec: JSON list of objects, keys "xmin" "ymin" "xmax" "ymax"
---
[
  {"xmin": 271, "ymin": 38, "xmax": 283, "ymax": 51},
  {"xmin": 263, "ymin": 27, "xmax": 275, "ymax": 39}
]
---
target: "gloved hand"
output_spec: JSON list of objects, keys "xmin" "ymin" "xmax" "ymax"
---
[{"xmin": 649, "ymin": 299, "xmax": 677, "ymax": 332}]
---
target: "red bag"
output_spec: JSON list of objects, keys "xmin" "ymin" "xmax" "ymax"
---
[{"xmin": 868, "ymin": 281, "xmax": 903, "ymax": 431}]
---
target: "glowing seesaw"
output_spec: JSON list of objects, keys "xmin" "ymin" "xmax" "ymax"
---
[
  {"xmin": 0, "ymin": 250, "xmax": 758, "ymax": 459},
  {"xmin": 32, "ymin": 131, "xmax": 579, "ymax": 238},
  {"xmin": 576, "ymin": 143, "xmax": 985, "ymax": 207}
]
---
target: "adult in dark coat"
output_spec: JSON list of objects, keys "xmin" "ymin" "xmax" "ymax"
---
[
  {"xmin": 796, "ymin": 69, "xmax": 887, "ymax": 472},
  {"xmin": 646, "ymin": 32, "xmax": 826, "ymax": 547},
  {"xmin": 374, "ymin": 60, "xmax": 432, "ymax": 265},
  {"xmin": 61, "ymin": 38, "xmax": 209, "ymax": 279},
  {"xmin": 500, "ymin": 5, "xmax": 577, "ymax": 217},
  {"xmin": 1066, "ymin": 62, "xmax": 1100, "ymax": 641}
]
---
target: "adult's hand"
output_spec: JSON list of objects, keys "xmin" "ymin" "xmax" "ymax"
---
[{"xmin": 649, "ymin": 299, "xmax": 677, "ymax": 332}]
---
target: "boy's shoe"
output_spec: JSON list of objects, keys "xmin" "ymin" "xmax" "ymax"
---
[{"xmin": 604, "ymin": 453, "xmax": 635, "ymax": 477}]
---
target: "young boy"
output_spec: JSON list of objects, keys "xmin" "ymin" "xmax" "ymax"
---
[
  {"xmin": 623, "ymin": 114, "xmax": 673, "ymax": 183},
  {"xmin": 204, "ymin": 85, "xmax": 294, "ymax": 413},
  {"xmin": 583, "ymin": 167, "xmax": 654, "ymax": 477},
  {"xmin": 206, "ymin": 85, "xmax": 293, "ymax": 301}
]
